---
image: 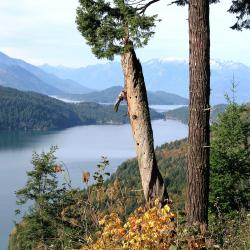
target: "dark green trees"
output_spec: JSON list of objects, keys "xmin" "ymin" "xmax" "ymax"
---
[
  {"xmin": 229, "ymin": 0, "xmax": 250, "ymax": 30},
  {"xmin": 210, "ymin": 97, "xmax": 250, "ymax": 214},
  {"xmin": 76, "ymin": 0, "xmax": 167, "ymax": 204}
]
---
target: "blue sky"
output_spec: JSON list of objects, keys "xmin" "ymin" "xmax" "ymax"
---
[{"xmin": 0, "ymin": 0, "xmax": 249, "ymax": 67}]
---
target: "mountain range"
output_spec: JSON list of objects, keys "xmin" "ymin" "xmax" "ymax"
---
[
  {"xmin": 0, "ymin": 51, "xmax": 250, "ymax": 104},
  {"xmin": 41, "ymin": 58, "xmax": 250, "ymax": 104},
  {"xmin": 0, "ymin": 52, "xmax": 92, "ymax": 95},
  {"xmin": 0, "ymin": 52, "xmax": 188, "ymax": 104}
]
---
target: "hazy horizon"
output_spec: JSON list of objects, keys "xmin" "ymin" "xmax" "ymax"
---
[{"xmin": 2, "ymin": 50, "xmax": 250, "ymax": 70}]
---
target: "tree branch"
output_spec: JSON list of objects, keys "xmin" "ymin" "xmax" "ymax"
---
[
  {"xmin": 129, "ymin": 0, "xmax": 161, "ymax": 14},
  {"xmin": 114, "ymin": 90, "xmax": 127, "ymax": 112}
]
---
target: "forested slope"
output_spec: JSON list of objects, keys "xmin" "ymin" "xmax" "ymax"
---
[
  {"xmin": 0, "ymin": 86, "xmax": 82, "ymax": 130},
  {"xmin": 0, "ymin": 86, "xmax": 163, "ymax": 131},
  {"xmin": 59, "ymin": 86, "xmax": 189, "ymax": 105},
  {"xmin": 165, "ymin": 104, "xmax": 228, "ymax": 124}
]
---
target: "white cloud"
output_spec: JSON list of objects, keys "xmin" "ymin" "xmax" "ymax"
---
[{"xmin": 0, "ymin": 0, "xmax": 249, "ymax": 67}]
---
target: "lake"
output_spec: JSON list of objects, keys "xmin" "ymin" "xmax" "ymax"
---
[
  {"xmin": 50, "ymin": 95, "xmax": 186, "ymax": 114},
  {"xmin": 149, "ymin": 104, "xmax": 186, "ymax": 113},
  {"xmin": 0, "ymin": 119, "xmax": 187, "ymax": 249}
]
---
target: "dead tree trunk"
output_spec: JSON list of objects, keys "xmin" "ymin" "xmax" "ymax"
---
[
  {"xmin": 187, "ymin": 0, "xmax": 210, "ymax": 227},
  {"xmin": 120, "ymin": 48, "xmax": 167, "ymax": 204}
]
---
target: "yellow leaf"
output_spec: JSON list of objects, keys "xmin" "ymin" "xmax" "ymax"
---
[
  {"xmin": 163, "ymin": 204, "xmax": 171, "ymax": 213},
  {"xmin": 99, "ymin": 218, "xmax": 106, "ymax": 225}
]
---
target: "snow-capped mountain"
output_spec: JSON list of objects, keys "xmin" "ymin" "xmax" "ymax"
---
[{"xmin": 40, "ymin": 58, "xmax": 250, "ymax": 104}]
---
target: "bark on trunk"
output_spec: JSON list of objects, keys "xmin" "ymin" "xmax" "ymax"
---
[
  {"xmin": 187, "ymin": 0, "xmax": 210, "ymax": 227},
  {"xmin": 121, "ymin": 48, "xmax": 167, "ymax": 205}
]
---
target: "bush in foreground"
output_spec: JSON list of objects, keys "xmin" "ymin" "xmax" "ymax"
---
[{"xmin": 80, "ymin": 200, "xmax": 176, "ymax": 250}]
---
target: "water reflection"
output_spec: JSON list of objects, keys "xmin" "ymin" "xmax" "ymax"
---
[{"xmin": 0, "ymin": 130, "xmax": 55, "ymax": 150}]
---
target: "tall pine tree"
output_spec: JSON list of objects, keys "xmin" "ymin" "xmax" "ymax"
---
[
  {"xmin": 76, "ymin": 0, "xmax": 167, "ymax": 204},
  {"xmin": 169, "ymin": 0, "xmax": 212, "ymax": 227},
  {"xmin": 186, "ymin": 0, "xmax": 211, "ymax": 229}
]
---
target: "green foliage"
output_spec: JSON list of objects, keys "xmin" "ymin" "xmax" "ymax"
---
[
  {"xmin": 16, "ymin": 146, "xmax": 62, "ymax": 207},
  {"xmin": 76, "ymin": 0, "xmax": 157, "ymax": 59},
  {"xmin": 229, "ymin": 0, "xmax": 250, "ymax": 30},
  {"xmin": 210, "ymin": 96, "xmax": 250, "ymax": 214},
  {"xmin": 93, "ymin": 156, "xmax": 110, "ymax": 186},
  {"xmin": 209, "ymin": 210, "xmax": 250, "ymax": 249},
  {"xmin": 165, "ymin": 104, "xmax": 227, "ymax": 125},
  {"xmin": 14, "ymin": 147, "xmax": 68, "ymax": 249}
]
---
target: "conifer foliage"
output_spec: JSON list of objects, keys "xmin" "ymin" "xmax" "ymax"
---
[
  {"xmin": 210, "ymin": 94, "xmax": 250, "ymax": 214},
  {"xmin": 229, "ymin": 0, "xmax": 250, "ymax": 30},
  {"xmin": 76, "ymin": 0, "xmax": 157, "ymax": 59}
]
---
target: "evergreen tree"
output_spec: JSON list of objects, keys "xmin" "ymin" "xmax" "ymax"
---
[
  {"xmin": 171, "ymin": 0, "xmax": 212, "ymax": 227},
  {"xmin": 229, "ymin": 0, "xmax": 250, "ymax": 30},
  {"xmin": 175, "ymin": 0, "xmax": 250, "ymax": 31},
  {"xmin": 186, "ymin": 0, "xmax": 211, "ymax": 229},
  {"xmin": 210, "ymin": 94, "xmax": 250, "ymax": 214},
  {"xmin": 76, "ymin": 0, "xmax": 167, "ymax": 204},
  {"xmin": 14, "ymin": 147, "xmax": 66, "ymax": 249}
]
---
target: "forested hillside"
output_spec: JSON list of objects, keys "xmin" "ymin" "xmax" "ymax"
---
[
  {"xmin": 59, "ymin": 86, "xmax": 189, "ymax": 105},
  {"xmin": 106, "ymin": 139, "xmax": 187, "ymax": 212},
  {"xmin": 0, "ymin": 86, "xmax": 163, "ymax": 131},
  {"xmin": 165, "ymin": 104, "xmax": 228, "ymax": 124},
  {"xmin": 0, "ymin": 86, "xmax": 81, "ymax": 130}
]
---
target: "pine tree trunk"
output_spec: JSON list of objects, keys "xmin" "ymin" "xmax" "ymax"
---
[
  {"xmin": 121, "ymin": 49, "xmax": 167, "ymax": 204},
  {"xmin": 187, "ymin": 0, "xmax": 210, "ymax": 227}
]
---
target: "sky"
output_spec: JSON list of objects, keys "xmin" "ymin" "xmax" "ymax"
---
[{"xmin": 0, "ymin": 0, "xmax": 249, "ymax": 67}]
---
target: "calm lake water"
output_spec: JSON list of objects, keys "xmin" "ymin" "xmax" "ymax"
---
[
  {"xmin": 0, "ymin": 119, "xmax": 187, "ymax": 249},
  {"xmin": 149, "ymin": 104, "xmax": 186, "ymax": 113}
]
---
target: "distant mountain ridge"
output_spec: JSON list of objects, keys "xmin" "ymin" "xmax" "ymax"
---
[
  {"xmin": 40, "ymin": 58, "xmax": 250, "ymax": 104},
  {"xmin": 0, "ymin": 62, "xmax": 60, "ymax": 95},
  {"xmin": 1, "ymin": 51, "xmax": 249, "ymax": 104},
  {"xmin": 59, "ymin": 86, "xmax": 188, "ymax": 105},
  {"xmin": 0, "ymin": 52, "xmax": 92, "ymax": 95}
]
